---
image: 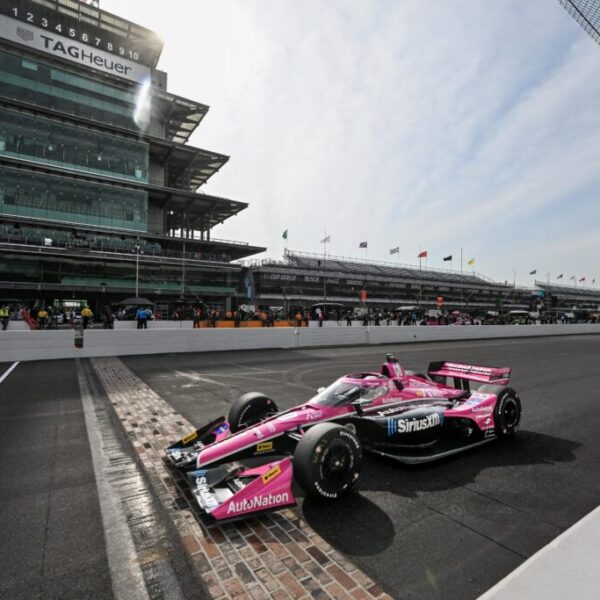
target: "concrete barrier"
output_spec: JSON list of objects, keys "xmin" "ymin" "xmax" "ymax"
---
[{"xmin": 1, "ymin": 323, "xmax": 599, "ymax": 363}]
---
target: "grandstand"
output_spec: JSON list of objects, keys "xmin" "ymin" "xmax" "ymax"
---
[
  {"xmin": 537, "ymin": 281, "xmax": 600, "ymax": 308},
  {"xmin": 243, "ymin": 249, "xmax": 532, "ymax": 312}
]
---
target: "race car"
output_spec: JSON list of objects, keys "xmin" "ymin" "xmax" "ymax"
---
[{"xmin": 166, "ymin": 354, "xmax": 521, "ymax": 522}]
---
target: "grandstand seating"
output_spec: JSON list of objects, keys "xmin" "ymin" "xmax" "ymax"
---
[
  {"xmin": 0, "ymin": 222, "xmax": 231, "ymax": 263},
  {"xmin": 283, "ymin": 252, "xmax": 488, "ymax": 285}
]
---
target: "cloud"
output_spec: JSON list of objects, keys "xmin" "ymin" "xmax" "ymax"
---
[{"xmin": 103, "ymin": 0, "xmax": 600, "ymax": 285}]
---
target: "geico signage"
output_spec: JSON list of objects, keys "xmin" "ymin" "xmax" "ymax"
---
[{"xmin": 0, "ymin": 16, "xmax": 150, "ymax": 82}]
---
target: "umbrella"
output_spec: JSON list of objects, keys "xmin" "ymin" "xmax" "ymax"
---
[{"xmin": 118, "ymin": 297, "xmax": 153, "ymax": 305}]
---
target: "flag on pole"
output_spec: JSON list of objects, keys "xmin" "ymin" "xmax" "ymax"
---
[
  {"xmin": 320, "ymin": 235, "xmax": 330, "ymax": 244},
  {"xmin": 557, "ymin": 274, "xmax": 563, "ymax": 279},
  {"xmin": 529, "ymin": 269, "xmax": 537, "ymax": 275},
  {"xmin": 467, "ymin": 258, "xmax": 475, "ymax": 266},
  {"xmin": 443, "ymin": 255, "xmax": 452, "ymax": 261},
  {"xmin": 282, "ymin": 229, "xmax": 288, "ymax": 240},
  {"xmin": 579, "ymin": 276, "xmax": 586, "ymax": 282},
  {"xmin": 418, "ymin": 250, "xmax": 428, "ymax": 258},
  {"xmin": 389, "ymin": 247, "xmax": 399, "ymax": 255},
  {"xmin": 359, "ymin": 241, "xmax": 368, "ymax": 248}
]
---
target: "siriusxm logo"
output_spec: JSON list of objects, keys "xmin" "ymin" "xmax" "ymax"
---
[
  {"xmin": 226, "ymin": 492, "xmax": 290, "ymax": 515},
  {"xmin": 192, "ymin": 471, "xmax": 219, "ymax": 509},
  {"xmin": 388, "ymin": 413, "xmax": 441, "ymax": 435}
]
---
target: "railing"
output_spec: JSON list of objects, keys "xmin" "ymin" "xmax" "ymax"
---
[
  {"xmin": 241, "ymin": 249, "xmax": 504, "ymax": 287},
  {"xmin": 536, "ymin": 280, "xmax": 600, "ymax": 293},
  {"xmin": 0, "ymin": 232, "xmax": 234, "ymax": 264}
]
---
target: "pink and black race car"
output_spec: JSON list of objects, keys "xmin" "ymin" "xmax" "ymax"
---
[{"xmin": 166, "ymin": 354, "xmax": 521, "ymax": 522}]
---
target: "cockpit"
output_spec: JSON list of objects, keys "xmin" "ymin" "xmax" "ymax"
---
[{"xmin": 308, "ymin": 373, "xmax": 390, "ymax": 407}]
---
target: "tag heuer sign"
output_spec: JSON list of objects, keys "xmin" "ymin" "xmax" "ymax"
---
[
  {"xmin": 17, "ymin": 27, "xmax": 33, "ymax": 42},
  {"xmin": 0, "ymin": 15, "xmax": 150, "ymax": 83}
]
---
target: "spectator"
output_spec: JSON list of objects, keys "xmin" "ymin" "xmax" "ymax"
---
[
  {"xmin": 295, "ymin": 311, "xmax": 303, "ymax": 327},
  {"xmin": 37, "ymin": 307, "xmax": 49, "ymax": 329},
  {"xmin": 102, "ymin": 306, "xmax": 114, "ymax": 329},
  {"xmin": 318, "ymin": 310, "xmax": 324, "ymax": 328},
  {"xmin": 234, "ymin": 310, "xmax": 241, "ymax": 328},
  {"xmin": 346, "ymin": 311, "xmax": 352, "ymax": 326},
  {"xmin": 193, "ymin": 308, "xmax": 201, "ymax": 329},
  {"xmin": 81, "ymin": 306, "xmax": 93, "ymax": 329},
  {"xmin": 0, "ymin": 304, "xmax": 9, "ymax": 331},
  {"xmin": 136, "ymin": 306, "xmax": 148, "ymax": 329}
]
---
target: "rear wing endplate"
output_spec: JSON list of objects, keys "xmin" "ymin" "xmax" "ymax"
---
[{"xmin": 427, "ymin": 361, "xmax": 511, "ymax": 385}]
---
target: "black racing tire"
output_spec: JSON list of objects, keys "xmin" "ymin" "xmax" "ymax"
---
[
  {"xmin": 227, "ymin": 392, "xmax": 278, "ymax": 433},
  {"xmin": 479, "ymin": 385, "xmax": 521, "ymax": 437},
  {"xmin": 293, "ymin": 423, "xmax": 362, "ymax": 500}
]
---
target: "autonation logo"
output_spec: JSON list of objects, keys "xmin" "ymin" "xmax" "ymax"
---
[
  {"xmin": 227, "ymin": 492, "xmax": 289, "ymax": 515},
  {"xmin": 388, "ymin": 412, "xmax": 441, "ymax": 435}
]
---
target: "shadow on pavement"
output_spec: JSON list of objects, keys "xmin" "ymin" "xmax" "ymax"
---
[
  {"xmin": 302, "ymin": 492, "xmax": 395, "ymax": 556},
  {"xmin": 356, "ymin": 430, "xmax": 581, "ymax": 498}
]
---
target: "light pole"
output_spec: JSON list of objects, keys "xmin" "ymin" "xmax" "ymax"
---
[{"xmin": 134, "ymin": 241, "xmax": 140, "ymax": 297}]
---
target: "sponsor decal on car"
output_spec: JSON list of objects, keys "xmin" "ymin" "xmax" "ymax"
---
[
  {"xmin": 266, "ymin": 423, "xmax": 277, "ymax": 433},
  {"xmin": 278, "ymin": 412, "xmax": 298, "ymax": 421},
  {"xmin": 305, "ymin": 410, "xmax": 323, "ymax": 420},
  {"xmin": 181, "ymin": 431, "xmax": 198, "ymax": 444},
  {"xmin": 214, "ymin": 423, "xmax": 229, "ymax": 434},
  {"xmin": 255, "ymin": 441, "xmax": 274, "ymax": 453},
  {"xmin": 388, "ymin": 412, "xmax": 441, "ymax": 435},
  {"xmin": 226, "ymin": 492, "xmax": 290, "ymax": 515},
  {"xmin": 193, "ymin": 473, "xmax": 219, "ymax": 509},
  {"xmin": 261, "ymin": 464, "xmax": 281, "ymax": 484}
]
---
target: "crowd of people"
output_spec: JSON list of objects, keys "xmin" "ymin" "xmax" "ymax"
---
[{"xmin": 0, "ymin": 303, "xmax": 598, "ymax": 331}]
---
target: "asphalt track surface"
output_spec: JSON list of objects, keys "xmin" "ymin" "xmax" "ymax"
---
[
  {"xmin": 123, "ymin": 335, "xmax": 600, "ymax": 600},
  {"xmin": 0, "ymin": 359, "xmax": 113, "ymax": 599},
  {"xmin": 0, "ymin": 359, "xmax": 207, "ymax": 600}
]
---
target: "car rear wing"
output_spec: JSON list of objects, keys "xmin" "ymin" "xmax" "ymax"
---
[{"xmin": 427, "ymin": 361, "xmax": 511, "ymax": 385}]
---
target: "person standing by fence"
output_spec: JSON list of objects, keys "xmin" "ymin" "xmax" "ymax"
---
[
  {"xmin": 81, "ymin": 306, "xmax": 93, "ymax": 329},
  {"xmin": 136, "ymin": 306, "xmax": 148, "ymax": 329},
  {"xmin": 0, "ymin": 305, "xmax": 9, "ymax": 331}
]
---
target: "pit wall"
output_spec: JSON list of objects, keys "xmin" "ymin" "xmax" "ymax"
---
[{"xmin": 1, "ymin": 324, "xmax": 599, "ymax": 363}]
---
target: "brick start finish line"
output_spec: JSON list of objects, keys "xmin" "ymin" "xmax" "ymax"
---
[{"xmin": 91, "ymin": 357, "xmax": 391, "ymax": 600}]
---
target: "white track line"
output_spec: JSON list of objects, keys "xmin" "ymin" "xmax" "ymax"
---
[
  {"xmin": 77, "ymin": 361, "xmax": 151, "ymax": 600},
  {"xmin": 0, "ymin": 361, "xmax": 19, "ymax": 384}
]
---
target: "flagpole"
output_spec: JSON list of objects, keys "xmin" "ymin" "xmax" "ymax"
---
[{"xmin": 460, "ymin": 248, "xmax": 463, "ymax": 274}]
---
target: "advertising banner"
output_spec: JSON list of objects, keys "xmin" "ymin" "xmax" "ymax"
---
[{"xmin": 0, "ymin": 15, "xmax": 150, "ymax": 82}]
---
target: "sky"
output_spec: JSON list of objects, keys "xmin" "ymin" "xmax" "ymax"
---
[{"xmin": 103, "ymin": 0, "xmax": 600, "ymax": 286}]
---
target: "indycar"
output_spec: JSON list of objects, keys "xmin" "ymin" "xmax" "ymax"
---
[{"xmin": 166, "ymin": 354, "xmax": 521, "ymax": 522}]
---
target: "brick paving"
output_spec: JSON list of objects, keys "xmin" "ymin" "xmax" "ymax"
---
[{"xmin": 91, "ymin": 357, "xmax": 392, "ymax": 600}]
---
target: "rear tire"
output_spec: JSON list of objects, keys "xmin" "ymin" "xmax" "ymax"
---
[
  {"xmin": 480, "ymin": 386, "xmax": 521, "ymax": 437},
  {"xmin": 228, "ymin": 392, "xmax": 278, "ymax": 433},
  {"xmin": 293, "ymin": 423, "xmax": 362, "ymax": 500}
]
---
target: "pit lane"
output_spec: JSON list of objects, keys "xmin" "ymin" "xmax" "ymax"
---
[{"xmin": 122, "ymin": 335, "xmax": 600, "ymax": 600}]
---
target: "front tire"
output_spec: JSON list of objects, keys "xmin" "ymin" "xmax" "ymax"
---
[
  {"xmin": 228, "ymin": 392, "xmax": 278, "ymax": 433},
  {"xmin": 293, "ymin": 423, "xmax": 362, "ymax": 500}
]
